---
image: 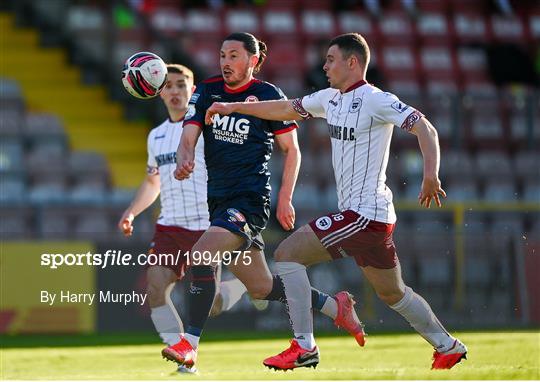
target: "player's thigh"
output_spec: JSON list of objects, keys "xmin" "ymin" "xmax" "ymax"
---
[
  {"xmin": 191, "ymin": 226, "xmax": 245, "ymax": 265},
  {"xmin": 227, "ymin": 248, "xmax": 273, "ymax": 299},
  {"xmin": 274, "ymin": 224, "xmax": 332, "ymax": 266},
  {"xmin": 360, "ymin": 259, "xmax": 406, "ymax": 304}
]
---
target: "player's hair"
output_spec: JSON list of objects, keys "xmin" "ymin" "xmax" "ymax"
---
[
  {"xmin": 166, "ymin": 64, "xmax": 194, "ymax": 82},
  {"xmin": 329, "ymin": 33, "xmax": 370, "ymax": 69},
  {"xmin": 223, "ymin": 32, "xmax": 267, "ymax": 73}
]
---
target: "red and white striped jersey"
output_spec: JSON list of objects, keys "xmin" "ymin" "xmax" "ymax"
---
[
  {"xmin": 293, "ymin": 80, "xmax": 423, "ymax": 224},
  {"xmin": 147, "ymin": 118, "xmax": 209, "ymax": 230}
]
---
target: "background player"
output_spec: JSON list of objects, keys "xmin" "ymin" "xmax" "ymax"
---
[
  {"xmin": 118, "ymin": 64, "xmax": 254, "ymax": 373},
  {"xmin": 205, "ymin": 33, "xmax": 468, "ymax": 371},
  {"xmin": 163, "ymin": 32, "xmax": 365, "ymax": 371}
]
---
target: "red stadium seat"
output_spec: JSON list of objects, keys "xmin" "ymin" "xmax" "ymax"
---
[
  {"xmin": 184, "ymin": 9, "xmax": 222, "ymax": 37},
  {"xmin": 454, "ymin": 13, "xmax": 489, "ymax": 43},
  {"xmin": 301, "ymin": 10, "xmax": 336, "ymax": 38},
  {"xmin": 416, "ymin": 12, "xmax": 452, "ymax": 44},
  {"xmin": 262, "ymin": 10, "xmax": 297, "ymax": 36},
  {"xmin": 420, "ymin": 45, "xmax": 457, "ymax": 82},
  {"xmin": 337, "ymin": 12, "xmax": 376, "ymax": 43},
  {"xmin": 457, "ymin": 47, "xmax": 490, "ymax": 85},
  {"xmin": 190, "ymin": 40, "xmax": 220, "ymax": 74},
  {"xmin": 264, "ymin": 39, "xmax": 306, "ymax": 75},
  {"xmin": 149, "ymin": 7, "xmax": 184, "ymax": 37},
  {"xmin": 224, "ymin": 9, "xmax": 259, "ymax": 34},
  {"xmin": 378, "ymin": 12, "xmax": 415, "ymax": 43},
  {"xmin": 490, "ymin": 15, "xmax": 526, "ymax": 43}
]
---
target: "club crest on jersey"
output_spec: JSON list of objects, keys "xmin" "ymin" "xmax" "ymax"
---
[
  {"xmin": 185, "ymin": 104, "xmax": 196, "ymax": 119},
  {"xmin": 227, "ymin": 208, "xmax": 246, "ymax": 223},
  {"xmin": 245, "ymin": 95, "xmax": 258, "ymax": 102},
  {"xmin": 315, "ymin": 216, "xmax": 332, "ymax": 230},
  {"xmin": 349, "ymin": 98, "xmax": 362, "ymax": 113}
]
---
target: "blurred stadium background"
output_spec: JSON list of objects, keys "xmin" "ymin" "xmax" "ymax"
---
[{"xmin": 0, "ymin": 0, "xmax": 539, "ymax": 340}]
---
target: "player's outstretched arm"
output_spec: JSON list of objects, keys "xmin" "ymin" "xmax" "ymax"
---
[
  {"xmin": 409, "ymin": 116, "xmax": 446, "ymax": 208},
  {"xmin": 275, "ymin": 130, "xmax": 301, "ymax": 231},
  {"xmin": 205, "ymin": 100, "xmax": 301, "ymax": 125},
  {"xmin": 174, "ymin": 123, "xmax": 202, "ymax": 181},
  {"xmin": 118, "ymin": 173, "xmax": 161, "ymax": 236}
]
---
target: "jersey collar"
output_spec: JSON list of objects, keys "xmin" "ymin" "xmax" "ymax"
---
[
  {"xmin": 224, "ymin": 78, "xmax": 258, "ymax": 94},
  {"xmin": 343, "ymin": 79, "xmax": 368, "ymax": 93},
  {"xmin": 168, "ymin": 117, "xmax": 184, "ymax": 124}
]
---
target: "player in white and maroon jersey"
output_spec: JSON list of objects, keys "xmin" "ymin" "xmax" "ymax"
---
[
  {"xmin": 206, "ymin": 33, "xmax": 467, "ymax": 371},
  {"xmin": 118, "ymin": 64, "xmax": 259, "ymax": 374}
]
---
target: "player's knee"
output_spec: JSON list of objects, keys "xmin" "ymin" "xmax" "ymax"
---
[
  {"xmin": 247, "ymin": 283, "xmax": 272, "ymax": 300},
  {"xmin": 274, "ymin": 242, "xmax": 297, "ymax": 263},
  {"xmin": 376, "ymin": 289, "xmax": 405, "ymax": 306}
]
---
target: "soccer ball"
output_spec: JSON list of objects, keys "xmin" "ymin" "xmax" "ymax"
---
[{"xmin": 121, "ymin": 52, "xmax": 167, "ymax": 99}]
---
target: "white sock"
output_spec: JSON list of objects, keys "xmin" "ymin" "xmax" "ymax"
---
[
  {"xmin": 150, "ymin": 304, "xmax": 182, "ymax": 346},
  {"xmin": 184, "ymin": 333, "xmax": 200, "ymax": 349},
  {"xmin": 276, "ymin": 262, "xmax": 315, "ymax": 350},
  {"xmin": 219, "ymin": 278, "xmax": 247, "ymax": 311},
  {"xmin": 320, "ymin": 296, "xmax": 338, "ymax": 319},
  {"xmin": 390, "ymin": 286, "xmax": 456, "ymax": 352},
  {"xmin": 294, "ymin": 332, "xmax": 316, "ymax": 350}
]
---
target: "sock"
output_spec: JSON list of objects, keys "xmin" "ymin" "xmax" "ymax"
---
[
  {"xmin": 390, "ymin": 286, "xmax": 456, "ymax": 352},
  {"xmin": 219, "ymin": 278, "xmax": 247, "ymax": 311},
  {"xmin": 294, "ymin": 332, "xmax": 316, "ymax": 350},
  {"xmin": 150, "ymin": 304, "xmax": 182, "ymax": 346},
  {"xmin": 265, "ymin": 275, "xmax": 335, "ymax": 318},
  {"xmin": 184, "ymin": 330, "xmax": 200, "ymax": 349},
  {"xmin": 275, "ymin": 262, "xmax": 315, "ymax": 350},
  {"xmin": 186, "ymin": 265, "xmax": 216, "ymax": 348}
]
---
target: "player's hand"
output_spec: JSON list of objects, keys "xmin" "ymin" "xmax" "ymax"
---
[
  {"xmin": 205, "ymin": 102, "xmax": 235, "ymax": 125},
  {"xmin": 418, "ymin": 176, "xmax": 446, "ymax": 208},
  {"xmin": 277, "ymin": 196, "xmax": 295, "ymax": 231},
  {"xmin": 118, "ymin": 212, "xmax": 134, "ymax": 237},
  {"xmin": 174, "ymin": 160, "xmax": 194, "ymax": 180}
]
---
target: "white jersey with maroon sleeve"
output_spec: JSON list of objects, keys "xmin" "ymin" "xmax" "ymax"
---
[
  {"xmin": 293, "ymin": 81, "xmax": 423, "ymax": 224},
  {"xmin": 147, "ymin": 118, "xmax": 209, "ymax": 230}
]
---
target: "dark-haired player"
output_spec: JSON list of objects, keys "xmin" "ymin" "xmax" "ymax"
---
[
  {"xmin": 162, "ymin": 33, "xmax": 365, "ymax": 371},
  {"xmin": 206, "ymin": 33, "xmax": 468, "ymax": 371},
  {"xmin": 118, "ymin": 64, "xmax": 260, "ymax": 374}
]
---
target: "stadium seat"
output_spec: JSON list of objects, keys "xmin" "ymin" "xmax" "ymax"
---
[
  {"xmin": 0, "ymin": 78, "xmax": 24, "ymax": 113},
  {"xmin": 26, "ymin": 149, "xmax": 67, "ymax": 187},
  {"xmin": 68, "ymin": 151, "xmax": 110, "ymax": 187},
  {"xmin": 0, "ymin": 175, "xmax": 26, "ymax": 204},
  {"xmin": 0, "ymin": 141, "xmax": 24, "ymax": 176},
  {"xmin": 149, "ymin": 7, "xmax": 184, "ymax": 37},
  {"xmin": 523, "ymin": 180, "xmax": 540, "ymax": 202},
  {"xmin": 419, "ymin": 45, "xmax": 457, "ymax": 88},
  {"xmin": 453, "ymin": 13, "xmax": 489, "ymax": 43},
  {"xmin": 74, "ymin": 210, "xmax": 113, "ymax": 240},
  {"xmin": 490, "ymin": 15, "xmax": 526, "ymax": 43},
  {"xmin": 483, "ymin": 180, "xmax": 518, "ymax": 202},
  {"xmin": 24, "ymin": 113, "xmax": 67, "ymax": 155},
  {"xmin": 474, "ymin": 151, "xmax": 513, "ymax": 180},
  {"xmin": 378, "ymin": 12, "xmax": 415, "ymax": 44},
  {"xmin": 65, "ymin": 5, "xmax": 107, "ymax": 65},
  {"xmin": 0, "ymin": 206, "xmax": 33, "ymax": 238},
  {"xmin": 530, "ymin": 14, "xmax": 540, "ymax": 39},
  {"xmin": 416, "ymin": 12, "xmax": 450, "ymax": 44},
  {"xmin": 440, "ymin": 150, "xmax": 475, "ymax": 181},
  {"xmin": 40, "ymin": 207, "xmax": 72, "ymax": 238},
  {"xmin": 225, "ymin": 9, "xmax": 259, "ymax": 34},
  {"xmin": 301, "ymin": 10, "xmax": 336, "ymax": 38},
  {"xmin": 337, "ymin": 12, "xmax": 375, "ymax": 40},
  {"xmin": 0, "ymin": 109, "xmax": 23, "ymax": 138},
  {"xmin": 262, "ymin": 10, "xmax": 296, "ymax": 36},
  {"xmin": 457, "ymin": 47, "xmax": 489, "ymax": 84},
  {"xmin": 514, "ymin": 151, "xmax": 540, "ymax": 182},
  {"xmin": 28, "ymin": 183, "xmax": 68, "ymax": 204},
  {"xmin": 184, "ymin": 9, "xmax": 222, "ymax": 36},
  {"xmin": 445, "ymin": 180, "xmax": 479, "ymax": 201}
]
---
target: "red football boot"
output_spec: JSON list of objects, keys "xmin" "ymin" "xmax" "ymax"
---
[
  {"xmin": 263, "ymin": 339, "xmax": 319, "ymax": 371},
  {"xmin": 432, "ymin": 339, "xmax": 467, "ymax": 369},
  {"xmin": 334, "ymin": 291, "xmax": 366, "ymax": 346},
  {"xmin": 162, "ymin": 337, "xmax": 197, "ymax": 369}
]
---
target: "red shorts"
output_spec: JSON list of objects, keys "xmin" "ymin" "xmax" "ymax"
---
[
  {"xmin": 309, "ymin": 210, "xmax": 397, "ymax": 269},
  {"xmin": 149, "ymin": 224, "xmax": 205, "ymax": 278}
]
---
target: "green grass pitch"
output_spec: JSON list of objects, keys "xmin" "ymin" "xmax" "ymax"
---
[{"xmin": 1, "ymin": 330, "xmax": 538, "ymax": 380}]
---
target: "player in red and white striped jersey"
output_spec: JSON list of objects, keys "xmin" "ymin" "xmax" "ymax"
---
[
  {"xmin": 206, "ymin": 33, "xmax": 467, "ymax": 371},
  {"xmin": 118, "ymin": 64, "xmax": 261, "ymax": 373}
]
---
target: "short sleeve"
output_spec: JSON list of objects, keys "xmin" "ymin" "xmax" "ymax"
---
[
  {"xmin": 268, "ymin": 86, "xmax": 298, "ymax": 135},
  {"xmin": 183, "ymin": 82, "xmax": 208, "ymax": 129},
  {"xmin": 369, "ymin": 91, "xmax": 424, "ymax": 131},
  {"xmin": 146, "ymin": 131, "xmax": 159, "ymax": 175},
  {"xmin": 292, "ymin": 90, "xmax": 327, "ymax": 119}
]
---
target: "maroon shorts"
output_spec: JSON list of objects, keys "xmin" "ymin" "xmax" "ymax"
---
[
  {"xmin": 309, "ymin": 210, "xmax": 397, "ymax": 269},
  {"xmin": 149, "ymin": 224, "xmax": 205, "ymax": 279}
]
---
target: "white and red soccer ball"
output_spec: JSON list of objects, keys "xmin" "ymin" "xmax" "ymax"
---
[{"xmin": 121, "ymin": 52, "xmax": 167, "ymax": 99}]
